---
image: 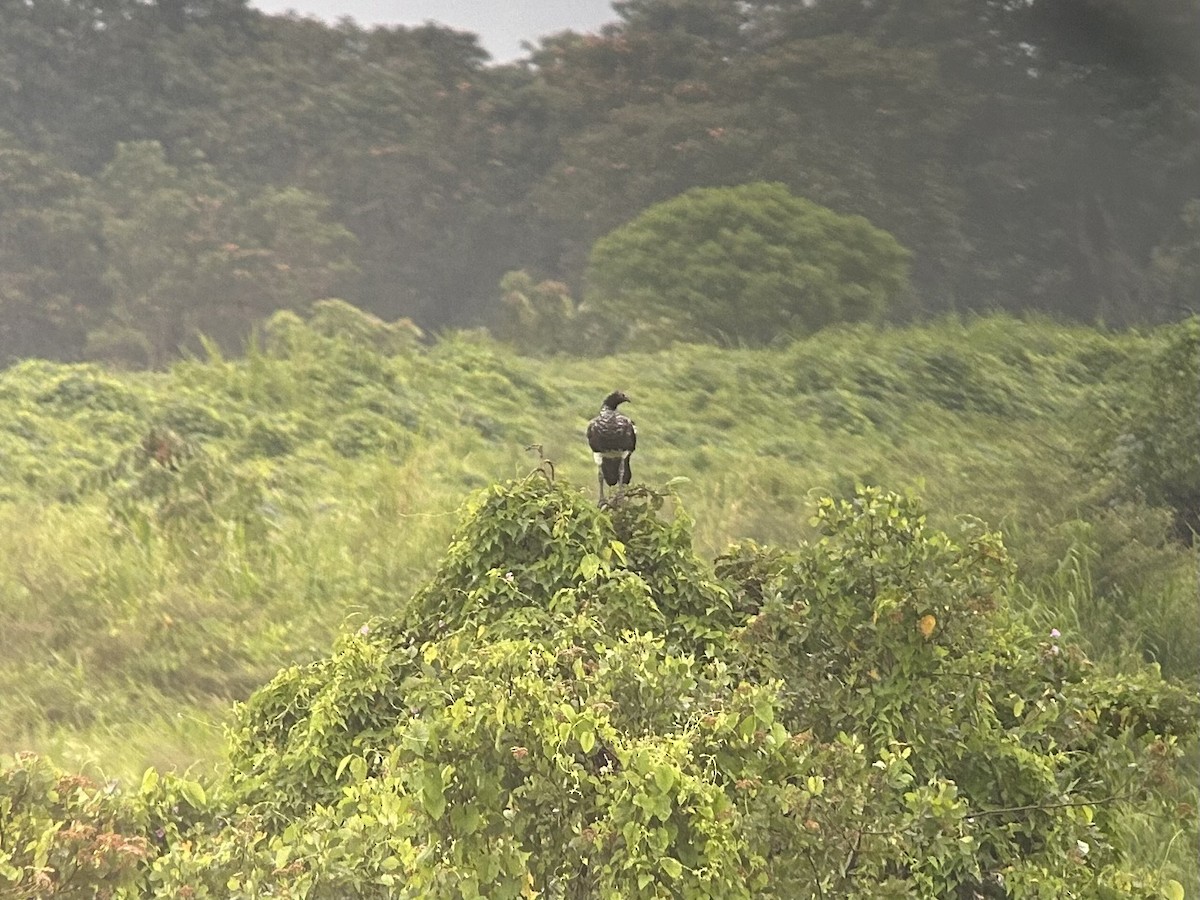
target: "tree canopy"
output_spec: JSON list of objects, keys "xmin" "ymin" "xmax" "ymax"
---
[
  {"xmin": 584, "ymin": 183, "xmax": 910, "ymax": 347},
  {"xmin": 0, "ymin": 0, "xmax": 1195, "ymax": 361}
]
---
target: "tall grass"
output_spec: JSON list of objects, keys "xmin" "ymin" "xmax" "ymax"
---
[{"xmin": 0, "ymin": 311, "xmax": 1193, "ymax": 794}]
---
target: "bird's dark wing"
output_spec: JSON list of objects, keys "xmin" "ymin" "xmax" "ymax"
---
[
  {"xmin": 586, "ymin": 417, "xmax": 604, "ymax": 453},
  {"xmin": 588, "ymin": 412, "xmax": 635, "ymax": 453}
]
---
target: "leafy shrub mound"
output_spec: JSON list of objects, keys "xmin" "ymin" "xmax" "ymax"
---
[
  {"xmin": 1103, "ymin": 317, "xmax": 1200, "ymax": 541},
  {"xmin": 101, "ymin": 426, "xmax": 269, "ymax": 536},
  {"xmin": 2, "ymin": 478, "xmax": 1196, "ymax": 898},
  {"xmin": 583, "ymin": 182, "xmax": 911, "ymax": 349},
  {"xmin": 0, "ymin": 752, "xmax": 209, "ymax": 897}
]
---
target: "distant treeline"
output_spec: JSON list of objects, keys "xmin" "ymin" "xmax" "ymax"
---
[{"xmin": 0, "ymin": 0, "xmax": 1197, "ymax": 364}]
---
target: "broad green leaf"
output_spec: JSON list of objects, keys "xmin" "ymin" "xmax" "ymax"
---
[
  {"xmin": 423, "ymin": 783, "xmax": 447, "ymax": 820},
  {"xmin": 652, "ymin": 764, "xmax": 676, "ymax": 794},
  {"xmin": 738, "ymin": 715, "xmax": 758, "ymax": 742},
  {"xmin": 140, "ymin": 768, "xmax": 159, "ymax": 794},
  {"xmin": 579, "ymin": 553, "xmax": 602, "ymax": 580},
  {"xmin": 577, "ymin": 722, "xmax": 596, "ymax": 754},
  {"xmin": 179, "ymin": 779, "xmax": 207, "ymax": 808}
]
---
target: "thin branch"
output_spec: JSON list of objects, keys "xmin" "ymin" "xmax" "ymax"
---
[
  {"xmin": 970, "ymin": 790, "xmax": 1138, "ymax": 818},
  {"xmin": 850, "ymin": 787, "xmax": 1156, "ymax": 841},
  {"xmin": 804, "ymin": 848, "xmax": 826, "ymax": 900}
]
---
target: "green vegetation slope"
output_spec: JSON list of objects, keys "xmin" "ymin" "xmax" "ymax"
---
[
  {"xmin": 0, "ymin": 308, "xmax": 1195, "ymax": 894},
  {"xmin": 1, "ymin": 476, "xmax": 1196, "ymax": 897}
]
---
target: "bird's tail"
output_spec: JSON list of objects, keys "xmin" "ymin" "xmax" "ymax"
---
[{"xmin": 600, "ymin": 456, "xmax": 631, "ymax": 487}]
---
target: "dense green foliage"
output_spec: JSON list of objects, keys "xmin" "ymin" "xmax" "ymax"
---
[
  {"xmin": 0, "ymin": 2, "xmax": 1194, "ymax": 891},
  {"xmin": 493, "ymin": 271, "xmax": 598, "ymax": 357},
  {"xmin": 1, "ymin": 477, "xmax": 1196, "ymax": 896},
  {"xmin": 0, "ymin": 0, "xmax": 1196, "ymax": 361},
  {"xmin": 90, "ymin": 141, "xmax": 356, "ymax": 367},
  {"xmin": 584, "ymin": 183, "xmax": 910, "ymax": 347},
  {"xmin": 1099, "ymin": 318, "xmax": 1200, "ymax": 539},
  {"xmin": 202, "ymin": 480, "xmax": 1191, "ymax": 898},
  {"xmin": 0, "ymin": 309, "xmax": 1195, "ymax": 895}
]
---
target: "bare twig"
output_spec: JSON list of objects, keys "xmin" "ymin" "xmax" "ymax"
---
[{"xmin": 525, "ymin": 444, "xmax": 556, "ymax": 483}]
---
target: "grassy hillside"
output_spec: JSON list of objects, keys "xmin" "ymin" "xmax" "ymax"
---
[{"xmin": 0, "ymin": 304, "xmax": 1194, "ymax": 785}]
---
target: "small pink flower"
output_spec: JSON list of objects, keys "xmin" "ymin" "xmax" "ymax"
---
[
  {"xmin": 1049, "ymin": 628, "xmax": 1061, "ymax": 638},
  {"xmin": 359, "ymin": 624, "xmax": 371, "ymax": 636}
]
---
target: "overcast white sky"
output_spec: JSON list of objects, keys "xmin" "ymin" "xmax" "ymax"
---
[{"xmin": 249, "ymin": 0, "xmax": 620, "ymax": 62}]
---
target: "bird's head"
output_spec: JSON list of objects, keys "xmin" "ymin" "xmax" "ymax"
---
[{"xmin": 602, "ymin": 390, "xmax": 631, "ymax": 409}]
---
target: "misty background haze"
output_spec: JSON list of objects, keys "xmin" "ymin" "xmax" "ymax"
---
[
  {"xmin": 0, "ymin": 0, "xmax": 1195, "ymax": 365},
  {"xmin": 249, "ymin": 0, "xmax": 618, "ymax": 60}
]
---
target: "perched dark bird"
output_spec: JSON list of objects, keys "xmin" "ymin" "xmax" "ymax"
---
[{"xmin": 587, "ymin": 390, "xmax": 636, "ymax": 502}]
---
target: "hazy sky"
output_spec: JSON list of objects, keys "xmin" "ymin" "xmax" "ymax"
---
[{"xmin": 249, "ymin": 0, "xmax": 620, "ymax": 62}]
